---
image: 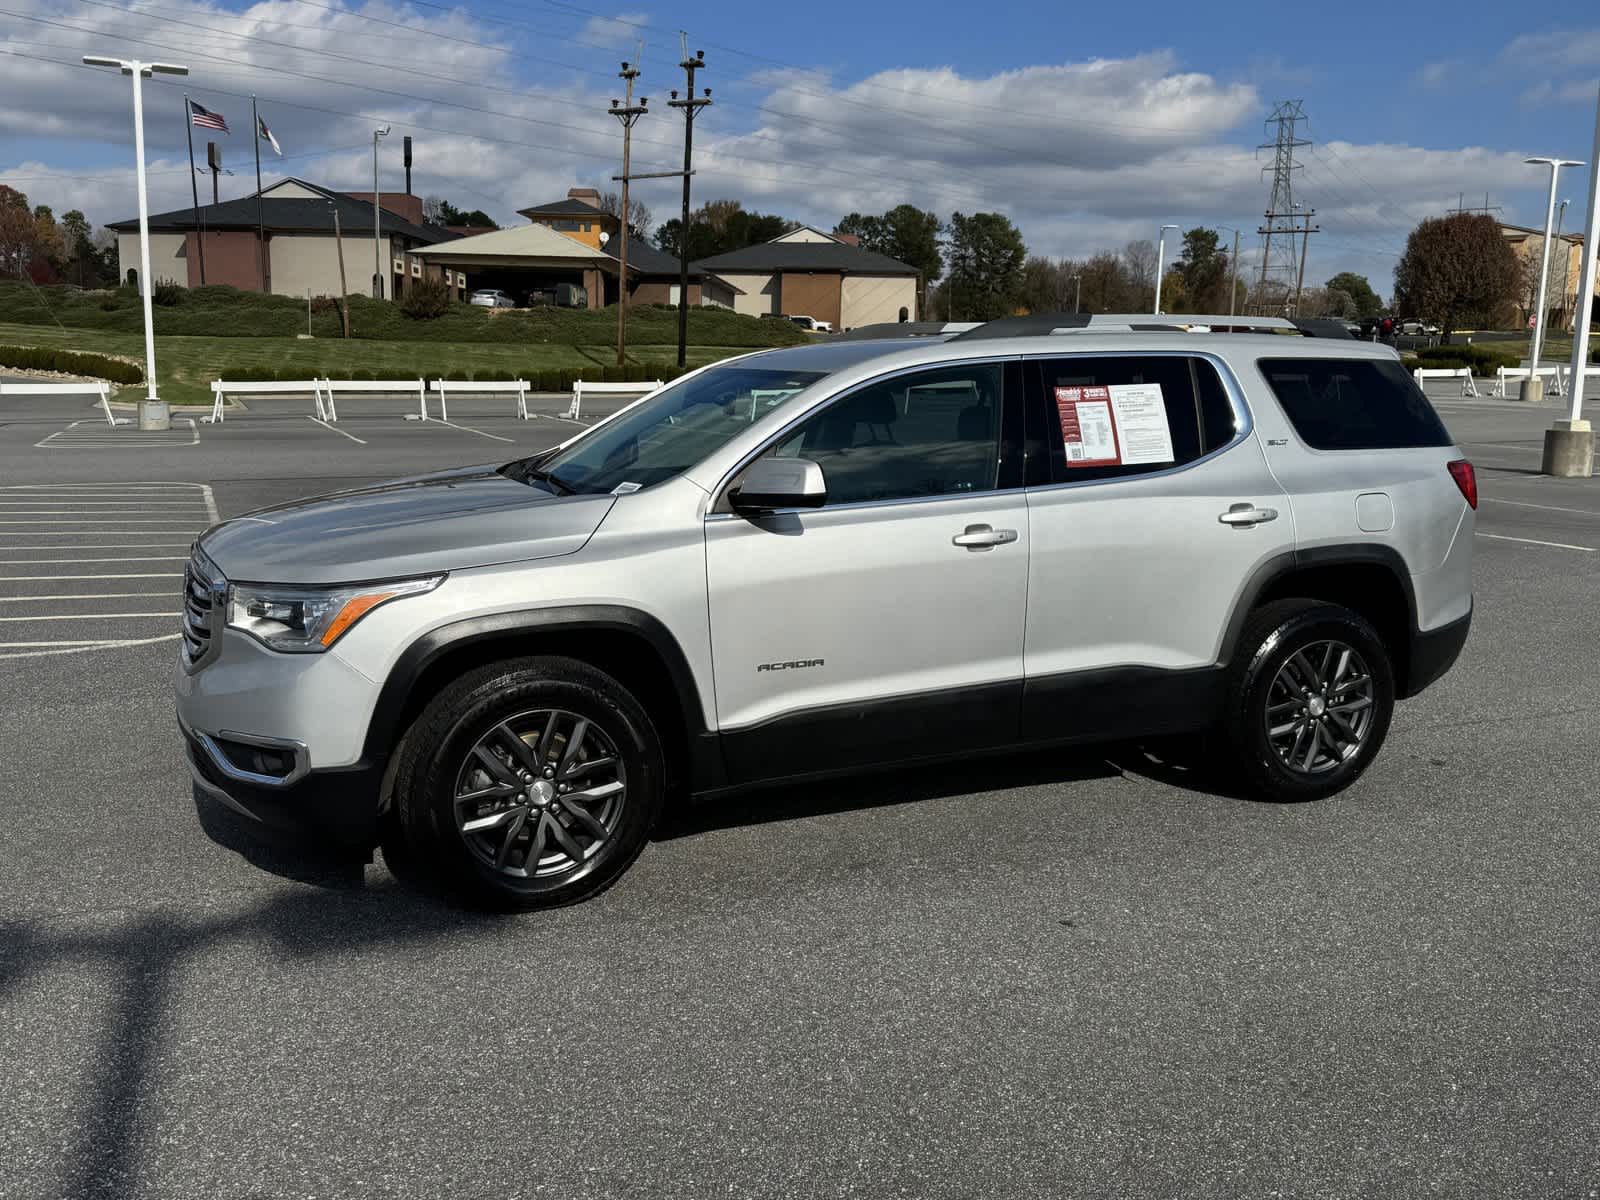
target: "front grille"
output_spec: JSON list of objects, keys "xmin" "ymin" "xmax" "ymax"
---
[{"xmin": 181, "ymin": 549, "xmax": 224, "ymax": 671}]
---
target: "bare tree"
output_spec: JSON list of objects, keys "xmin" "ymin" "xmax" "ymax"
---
[{"xmin": 599, "ymin": 190, "xmax": 652, "ymax": 239}]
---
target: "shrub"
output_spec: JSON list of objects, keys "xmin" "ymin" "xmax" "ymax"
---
[
  {"xmin": 399, "ymin": 277, "xmax": 452, "ymax": 320},
  {"xmin": 1414, "ymin": 344, "xmax": 1521, "ymax": 374},
  {"xmin": 0, "ymin": 344, "xmax": 142, "ymax": 384},
  {"xmin": 151, "ymin": 278, "xmax": 184, "ymax": 307}
]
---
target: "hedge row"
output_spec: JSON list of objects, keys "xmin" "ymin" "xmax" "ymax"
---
[
  {"xmin": 0, "ymin": 344, "xmax": 143, "ymax": 384},
  {"xmin": 1413, "ymin": 344, "xmax": 1522, "ymax": 373},
  {"xmin": 222, "ymin": 363, "xmax": 688, "ymax": 390}
]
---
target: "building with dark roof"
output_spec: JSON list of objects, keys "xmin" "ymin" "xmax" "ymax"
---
[
  {"xmin": 692, "ymin": 226, "xmax": 919, "ymax": 329},
  {"xmin": 106, "ymin": 177, "xmax": 462, "ymax": 299},
  {"xmin": 517, "ymin": 187, "xmax": 617, "ymax": 250}
]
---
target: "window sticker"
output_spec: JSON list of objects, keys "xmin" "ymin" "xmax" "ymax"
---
[
  {"xmin": 1054, "ymin": 382, "xmax": 1177, "ymax": 468},
  {"xmin": 1054, "ymin": 386, "xmax": 1119, "ymax": 466},
  {"xmin": 1107, "ymin": 383, "xmax": 1176, "ymax": 465}
]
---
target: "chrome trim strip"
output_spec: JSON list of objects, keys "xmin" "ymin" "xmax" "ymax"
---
[{"xmin": 179, "ymin": 711, "xmax": 311, "ymax": 788}]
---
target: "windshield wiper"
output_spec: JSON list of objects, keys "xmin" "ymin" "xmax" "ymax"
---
[{"xmin": 501, "ymin": 461, "xmax": 576, "ymax": 494}]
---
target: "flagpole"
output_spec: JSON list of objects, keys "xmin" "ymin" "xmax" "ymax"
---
[
  {"xmin": 252, "ymin": 94, "xmax": 268, "ymax": 293},
  {"xmin": 184, "ymin": 95, "xmax": 206, "ymax": 286}
]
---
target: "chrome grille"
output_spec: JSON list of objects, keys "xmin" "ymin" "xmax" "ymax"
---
[{"xmin": 181, "ymin": 549, "xmax": 224, "ymax": 671}]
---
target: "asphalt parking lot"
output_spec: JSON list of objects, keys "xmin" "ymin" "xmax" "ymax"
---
[{"xmin": 1, "ymin": 382, "xmax": 1598, "ymax": 1199}]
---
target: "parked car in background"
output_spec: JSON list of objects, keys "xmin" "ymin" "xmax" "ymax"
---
[
  {"xmin": 789, "ymin": 315, "xmax": 819, "ymax": 331},
  {"xmin": 469, "ymin": 289, "xmax": 516, "ymax": 309}
]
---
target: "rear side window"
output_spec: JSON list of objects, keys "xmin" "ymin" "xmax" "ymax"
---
[
  {"xmin": 1029, "ymin": 355, "xmax": 1238, "ymax": 484},
  {"xmin": 1258, "ymin": 357, "xmax": 1451, "ymax": 450}
]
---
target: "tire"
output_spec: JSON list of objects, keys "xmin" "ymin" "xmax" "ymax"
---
[
  {"xmin": 1221, "ymin": 599, "xmax": 1395, "ymax": 802},
  {"xmin": 393, "ymin": 655, "xmax": 664, "ymax": 909}
]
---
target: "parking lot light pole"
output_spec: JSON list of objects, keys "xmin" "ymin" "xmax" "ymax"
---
[
  {"xmin": 372, "ymin": 125, "xmax": 389, "ymax": 298},
  {"xmin": 1544, "ymin": 86, "xmax": 1600, "ymax": 478},
  {"xmin": 83, "ymin": 54, "xmax": 188, "ymax": 431},
  {"xmin": 1523, "ymin": 156, "xmax": 1584, "ymax": 402},
  {"xmin": 1153, "ymin": 224, "xmax": 1177, "ymax": 314}
]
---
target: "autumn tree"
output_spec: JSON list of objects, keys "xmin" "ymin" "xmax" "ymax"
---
[{"xmin": 1393, "ymin": 213, "xmax": 1518, "ymax": 339}]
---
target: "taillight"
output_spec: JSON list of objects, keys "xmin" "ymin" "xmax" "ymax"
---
[{"xmin": 1447, "ymin": 459, "xmax": 1477, "ymax": 510}]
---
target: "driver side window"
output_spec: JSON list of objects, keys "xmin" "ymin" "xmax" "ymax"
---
[{"xmin": 770, "ymin": 363, "xmax": 1006, "ymax": 506}]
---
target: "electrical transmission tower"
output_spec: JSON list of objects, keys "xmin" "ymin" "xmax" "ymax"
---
[{"xmin": 1254, "ymin": 100, "xmax": 1319, "ymax": 315}]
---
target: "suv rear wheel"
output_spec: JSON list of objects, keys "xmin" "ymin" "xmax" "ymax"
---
[
  {"xmin": 393, "ymin": 656, "xmax": 664, "ymax": 909},
  {"xmin": 1222, "ymin": 599, "xmax": 1395, "ymax": 802}
]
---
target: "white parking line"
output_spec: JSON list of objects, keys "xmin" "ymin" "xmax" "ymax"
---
[
  {"xmin": 308, "ymin": 415, "xmax": 368, "ymax": 444},
  {"xmin": 1, "ymin": 573, "xmax": 183, "ymax": 580},
  {"xmin": 1480, "ymin": 496, "xmax": 1600, "ymax": 518},
  {"xmin": 0, "ymin": 634, "xmax": 180, "ymax": 660},
  {"xmin": 35, "ymin": 418, "xmax": 200, "ymax": 448},
  {"xmin": 0, "ymin": 592, "xmax": 175, "ymax": 602},
  {"xmin": 1476, "ymin": 532, "xmax": 1595, "ymax": 552},
  {"xmin": 0, "ymin": 612, "xmax": 179, "ymax": 621},
  {"xmin": 434, "ymin": 418, "xmax": 517, "ymax": 443},
  {"xmin": 0, "ymin": 544, "xmax": 195, "ymax": 551}
]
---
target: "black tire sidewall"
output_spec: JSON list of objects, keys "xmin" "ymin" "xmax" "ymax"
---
[
  {"xmin": 1231, "ymin": 605, "xmax": 1395, "ymax": 802},
  {"xmin": 403, "ymin": 661, "xmax": 663, "ymax": 908}
]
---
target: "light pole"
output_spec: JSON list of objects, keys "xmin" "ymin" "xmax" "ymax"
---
[
  {"xmin": 1152, "ymin": 224, "xmax": 1178, "ymax": 313},
  {"xmin": 1523, "ymin": 155, "xmax": 1584, "ymax": 401},
  {"xmin": 83, "ymin": 54, "xmax": 188, "ymax": 431},
  {"xmin": 1214, "ymin": 225, "xmax": 1243, "ymax": 317},
  {"xmin": 1072, "ymin": 272, "xmax": 1081, "ymax": 314},
  {"xmin": 372, "ymin": 125, "xmax": 390, "ymax": 299},
  {"xmin": 1554, "ymin": 199, "xmax": 1571, "ymax": 328},
  {"xmin": 1544, "ymin": 86, "xmax": 1600, "ymax": 478}
]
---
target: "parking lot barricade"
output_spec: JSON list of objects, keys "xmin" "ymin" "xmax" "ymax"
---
[
  {"xmin": 1492, "ymin": 365, "xmax": 1566, "ymax": 399},
  {"xmin": 1412, "ymin": 367, "xmax": 1478, "ymax": 398},
  {"xmin": 566, "ymin": 379, "xmax": 664, "ymax": 421},
  {"xmin": 312, "ymin": 379, "xmax": 427, "ymax": 422},
  {"xmin": 0, "ymin": 380, "xmax": 125, "ymax": 426},
  {"xmin": 209, "ymin": 379, "xmax": 332, "ymax": 421},
  {"xmin": 428, "ymin": 380, "xmax": 532, "ymax": 421}
]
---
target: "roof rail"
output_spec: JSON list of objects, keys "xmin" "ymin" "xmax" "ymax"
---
[
  {"xmin": 952, "ymin": 313, "xmax": 1353, "ymax": 340},
  {"xmin": 831, "ymin": 321, "xmax": 979, "ymax": 341}
]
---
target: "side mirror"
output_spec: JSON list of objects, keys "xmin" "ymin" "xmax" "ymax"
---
[{"xmin": 729, "ymin": 456, "xmax": 826, "ymax": 513}]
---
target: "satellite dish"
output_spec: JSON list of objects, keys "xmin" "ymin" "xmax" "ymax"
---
[{"xmin": 598, "ymin": 231, "xmax": 611, "ymax": 246}]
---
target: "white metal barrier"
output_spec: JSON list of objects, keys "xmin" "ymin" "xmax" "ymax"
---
[
  {"xmin": 566, "ymin": 378, "xmax": 663, "ymax": 420},
  {"xmin": 1491, "ymin": 365, "xmax": 1567, "ymax": 399},
  {"xmin": 0, "ymin": 379, "xmax": 120, "ymax": 426},
  {"xmin": 208, "ymin": 378, "xmax": 327, "ymax": 423},
  {"xmin": 317, "ymin": 378, "xmax": 428, "ymax": 422},
  {"xmin": 1412, "ymin": 367, "xmax": 1478, "ymax": 398},
  {"xmin": 429, "ymin": 379, "xmax": 530, "ymax": 421}
]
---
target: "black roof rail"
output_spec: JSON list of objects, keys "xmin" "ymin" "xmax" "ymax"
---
[
  {"xmin": 950, "ymin": 313, "xmax": 1092, "ymax": 340},
  {"xmin": 1286, "ymin": 317, "xmax": 1355, "ymax": 339}
]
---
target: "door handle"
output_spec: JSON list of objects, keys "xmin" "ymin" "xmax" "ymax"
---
[
  {"xmin": 953, "ymin": 524, "xmax": 1019, "ymax": 549},
  {"xmin": 1219, "ymin": 503, "xmax": 1279, "ymax": 527}
]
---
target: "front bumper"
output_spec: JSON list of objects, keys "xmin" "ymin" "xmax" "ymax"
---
[{"xmin": 181, "ymin": 713, "xmax": 383, "ymax": 847}]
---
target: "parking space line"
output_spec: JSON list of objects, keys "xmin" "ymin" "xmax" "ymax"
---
[
  {"xmin": 0, "ymin": 634, "xmax": 180, "ymax": 660},
  {"xmin": 1462, "ymin": 441, "xmax": 1542, "ymax": 452},
  {"xmin": 432, "ymin": 418, "xmax": 517, "ymax": 443},
  {"xmin": 1476, "ymin": 532, "xmax": 1595, "ymax": 552},
  {"xmin": 0, "ymin": 612, "xmax": 179, "ymax": 621},
  {"xmin": 308, "ymin": 415, "xmax": 368, "ymax": 444},
  {"xmin": 1480, "ymin": 496, "xmax": 1600, "ymax": 518},
  {"xmin": 0, "ymin": 557, "xmax": 187, "ymax": 564},
  {"xmin": 1, "ymin": 572, "xmax": 183, "ymax": 580},
  {"xmin": 0, "ymin": 592, "xmax": 175, "ymax": 602},
  {"xmin": 0, "ymin": 544, "xmax": 194, "ymax": 551}
]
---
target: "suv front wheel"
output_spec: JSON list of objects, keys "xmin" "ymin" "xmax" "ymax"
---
[
  {"xmin": 393, "ymin": 656, "xmax": 665, "ymax": 909},
  {"xmin": 1222, "ymin": 600, "xmax": 1396, "ymax": 802}
]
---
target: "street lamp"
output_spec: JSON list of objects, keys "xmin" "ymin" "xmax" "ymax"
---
[
  {"xmin": 1523, "ymin": 155, "xmax": 1584, "ymax": 402},
  {"xmin": 1545, "ymin": 86, "xmax": 1600, "ymax": 478},
  {"xmin": 83, "ymin": 54, "xmax": 188, "ymax": 431},
  {"xmin": 1153, "ymin": 224, "xmax": 1178, "ymax": 314},
  {"xmin": 1072, "ymin": 272, "xmax": 1081, "ymax": 314},
  {"xmin": 372, "ymin": 125, "xmax": 390, "ymax": 298}
]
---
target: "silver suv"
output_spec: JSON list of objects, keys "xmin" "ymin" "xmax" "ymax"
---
[{"xmin": 177, "ymin": 314, "xmax": 1476, "ymax": 908}]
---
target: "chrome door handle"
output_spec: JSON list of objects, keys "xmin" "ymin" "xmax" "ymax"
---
[
  {"xmin": 1219, "ymin": 503, "xmax": 1279, "ymax": 527},
  {"xmin": 953, "ymin": 524, "xmax": 1018, "ymax": 549}
]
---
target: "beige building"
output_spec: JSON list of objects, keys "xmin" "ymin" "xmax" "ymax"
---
[
  {"xmin": 1501, "ymin": 222, "xmax": 1594, "ymax": 331},
  {"xmin": 108, "ymin": 178, "xmax": 461, "ymax": 299},
  {"xmin": 693, "ymin": 227, "xmax": 920, "ymax": 329}
]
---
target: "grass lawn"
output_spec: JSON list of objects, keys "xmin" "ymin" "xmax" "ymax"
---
[{"xmin": 0, "ymin": 322, "xmax": 760, "ymax": 407}]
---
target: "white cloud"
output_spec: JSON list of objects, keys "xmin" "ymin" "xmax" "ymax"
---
[
  {"xmin": 1519, "ymin": 77, "xmax": 1600, "ymax": 108},
  {"xmin": 578, "ymin": 11, "xmax": 650, "ymax": 51},
  {"xmin": 1502, "ymin": 29, "xmax": 1600, "ymax": 71},
  {"xmin": 0, "ymin": 12, "xmax": 1558, "ymax": 290},
  {"xmin": 1415, "ymin": 59, "xmax": 1460, "ymax": 90}
]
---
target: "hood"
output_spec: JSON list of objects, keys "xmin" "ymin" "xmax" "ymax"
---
[{"xmin": 199, "ymin": 464, "xmax": 615, "ymax": 585}]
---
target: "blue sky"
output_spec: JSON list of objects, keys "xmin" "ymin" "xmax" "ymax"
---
[{"xmin": 3, "ymin": 0, "xmax": 1598, "ymax": 295}]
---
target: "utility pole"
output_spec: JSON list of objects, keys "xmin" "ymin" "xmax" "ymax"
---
[
  {"xmin": 668, "ymin": 42, "xmax": 711, "ymax": 368},
  {"xmin": 1072, "ymin": 272, "xmax": 1081, "ymax": 314},
  {"xmin": 610, "ymin": 58, "xmax": 648, "ymax": 367},
  {"xmin": 330, "ymin": 201, "xmax": 350, "ymax": 338},
  {"xmin": 1228, "ymin": 228, "xmax": 1240, "ymax": 316},
  {"xmin": 1153, "ymin": 224, "xmax": 1177, "ymax": 314},
  {"xmin": 1255, "ymin": 100, "xmax": 1317, "ymax": 315}
]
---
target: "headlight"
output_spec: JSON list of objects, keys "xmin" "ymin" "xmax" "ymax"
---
[{"xmin": 226, "ymin": 575, "xmax": 443, "ymax": 652}]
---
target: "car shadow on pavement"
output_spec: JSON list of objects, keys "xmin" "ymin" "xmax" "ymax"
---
[{"xmin": 655, "ymin": 736, "xmax": 1251, "ymax": 840}]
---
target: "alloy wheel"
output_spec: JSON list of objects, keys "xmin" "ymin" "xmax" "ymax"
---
[
  {"xmin": 452, "ymin": 708, "xmax": 627, "ymax": 878},
  {"xmin": 1264, "ymin": 639, "xmax": 1376, "ymax": 775}
]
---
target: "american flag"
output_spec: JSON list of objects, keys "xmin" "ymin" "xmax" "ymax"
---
[{"xmin": 189, "ymin": 101, "xmax": 229, "ymax": 133}]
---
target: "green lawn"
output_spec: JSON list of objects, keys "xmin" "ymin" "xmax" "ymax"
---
[{"xmin": 0, "ymin": 322, "xmax": 758, "ymax": 407}]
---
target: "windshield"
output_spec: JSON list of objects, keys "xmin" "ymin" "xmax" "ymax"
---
[{"xmin": 530, "ymin": 364, "xmax": 827, "ymax": 495}]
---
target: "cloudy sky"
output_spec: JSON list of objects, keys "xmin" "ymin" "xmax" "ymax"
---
[{"xmin": 2, "ymin": 0, "xmax": 1597, "ymax": 298}]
